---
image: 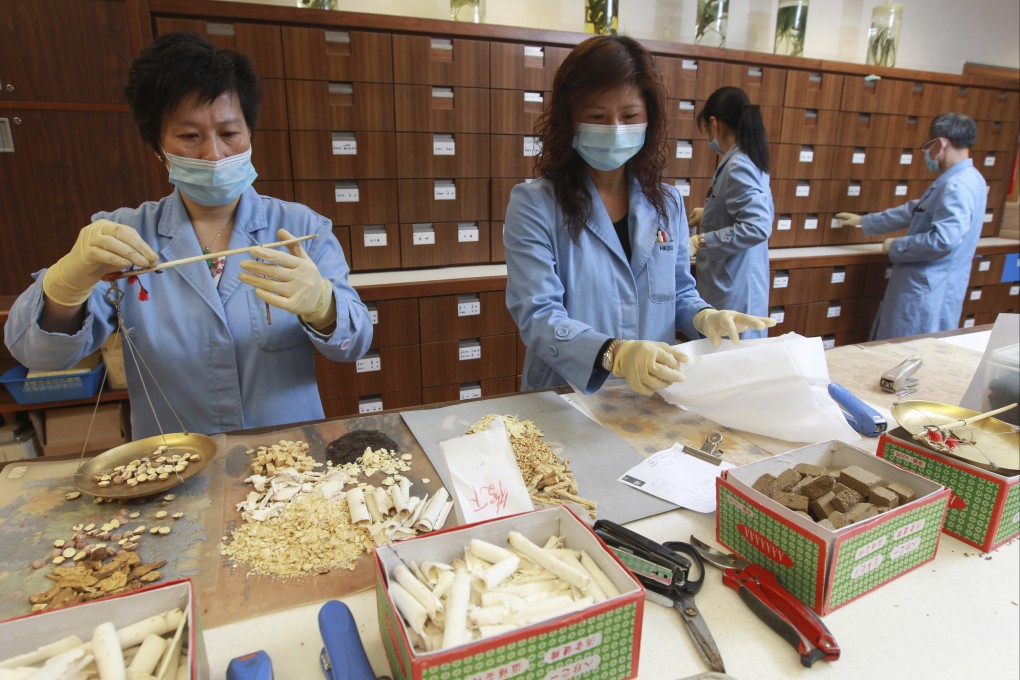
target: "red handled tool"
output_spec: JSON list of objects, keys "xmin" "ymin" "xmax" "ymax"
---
[{"xmin": 688, "ymin": 536, "xmax": 840, "ymax": 668}]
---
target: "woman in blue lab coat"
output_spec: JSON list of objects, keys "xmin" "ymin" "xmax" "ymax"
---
[
  {"xmin": 4, "ymin": 33, "xmax": 372, "ymax": 438},
  {"xmin": 835, "ymin": 113, "xmax": 987, "ymax": 340},
  {"xmin": 504, "ymin": 36, "xmax": 773, "ymax": 397},
  {"xmin": 687, "ymin": 87, "xmax": 774, "ymax": 337}
]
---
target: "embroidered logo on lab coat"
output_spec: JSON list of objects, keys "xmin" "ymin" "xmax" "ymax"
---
[{"xmin": 656, "ymin": 228, "xmax": 674, "ymax": 251}]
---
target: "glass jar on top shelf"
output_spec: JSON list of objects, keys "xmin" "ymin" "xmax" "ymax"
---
[
  {"xmin": 451, "ymin": 0, "xmax": 485, "ymax": 23},
  {"xmin": 297, "ymin": 0, "xmax": 337, "ymax": 9},
  {"xmin": 695, "ymin": 0, "xmax": 729, "ymax": 48},
  {"xmin": 585, "ymin": 0, "xmax": 619, "ymax": 36},
  {"xmin": 867, "ymin": 2, "xmax": 903, "ymax": 67},
  {"xmin": 774, "ymin": 0, "xmax": 809, "ymax": 57}
]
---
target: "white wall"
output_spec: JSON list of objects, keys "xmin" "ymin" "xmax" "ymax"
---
[{"xmin": 229, "ymin": 0, "xmax": 1019, "ymax": 75}]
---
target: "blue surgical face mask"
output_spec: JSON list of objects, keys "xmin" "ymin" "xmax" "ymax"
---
[
  {"xmin": 572, "ymin": 123, "xmax": 647, "ymax": 171},
  {"xmin": 164, "ymin": 147, "xmax": 258, "ymax": 206},
  {"xmin": 707, "ymin": 137, "xmax": 724, "ymax": 155},
  {"xmin": 923, "ymin": 146, "xmax": 942, "ymax": 173}
]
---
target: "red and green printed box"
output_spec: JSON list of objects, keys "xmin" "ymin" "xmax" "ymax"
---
[
  {"xmin": 717, "ymin": 441, "xmax": 949, "ymax": 615},
  {"xmin": 878, "ymin": 427, "xmax": 1019, "ymax": 552},
  {"xmin": 0, "ymin": 578, "xmax": 207, "ymax": 677},
  {"xmin": 374, "ymin": 506, "xmax": 645, "ymax": 680}
]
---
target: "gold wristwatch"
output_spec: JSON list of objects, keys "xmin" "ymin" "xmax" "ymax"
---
[{"xmin": 601, "ymin": 338, "xmax": 623, "ymax": 372}]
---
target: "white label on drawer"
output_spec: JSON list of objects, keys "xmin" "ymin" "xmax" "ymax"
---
[
  {"xmin": 963, "ymin": 317, "xmax": 976, "ymax": 328},
  {"xmin": 770, "ymin": 310, "xmax": 786, "ymax": 323},
  {"xmin": 332, "ymin": 132, "xmax": 357, "ymax": 155},
  {"xmin": 459, "ymin": 341, "xmax": 482, "ymax": 361},
  {"xmin": 773, "ymin": 274, "xmax": 789, "ymax": 289},
  {"xmin": 822, "ymin": 336, "xmax": 836, "ymax": 349},
  {"xmin": 831, "ymin": 218, "xmax": 843, "ymax": 229},
  {"xmin": 795, "ymin": 183, "xmax": 810, "ymax": 197},
  {"xmin": 852, "ymin": 151, "xmax": 866, "ymax": 164},
  {"xmin": 431, "ymin": 38, "xmax": 453, "ymax": 51},
  {"xmin": 984, "ymin": 155, "xmax": 996, "ymax": 167},
  {"xmin": 363, "ymin": 227, "xmax": 387, "ymax": 248},
  {"xmin": 804, "ymin": 217, "xmax": 818, "ymax": 230},
  {"xmin": 458, "ymin": 296, "xmax": 481, "ymax": 317},
  {"xmin": 799, "ymin": 147, "xmax": 814, "ymax": 163},
  {"xmin": 523, "ymin": 45, "xmax": 544, "ymax": 57},
  {"xmin": 458, "ymin": 223, "xmax": 480, "ymax": 242},
  {"xmin": 983, "ymin": 213, "xmax": 994, "ymax": 223},
  {"xmin": 777, "ymin": 218, "xmax": 792, "ymax": 231},
  {"xmin": 433, "ymin": 134, "xmax": 455, "ymax": 155},
  {"xmin": 358, "ymin": 397, "xmax": 383, "ymax": 414},
  {"xmin": 368, "ymin": 308, "xmax": 379, "ymax": 324},
  {"xmin": 678, "ymin": 100, "xmax": 696, "ymax": 111},
  {"xmin": 674, "ymin": 179, "xmax": 691, "ymax": 197},
  {"xmin": 899, "ymin": 152, "xmax": 912, "ymax": 165},
  {"xmin": 847, "ymin": 184, "xmax": 861, "ymax": 197},
  {"xmin": 827, "ymin": 305, "xmax": 842, "ymax": 318},
  {"xmin": 434, "ymin": 179, "xmax": 456, "ymax": 201},
  {"xmin": 1010, "ymin": 285, "xmax": 1019, "ymax": 296},
  {"xmin": 431, "ymin": 86, "xmax": 454, "ymax": 99},
  {"xmin": 885, "ymin": 266, "xmax": 892, "ymax": 279},
  {"xmin": 523, "ymin": 136, "xmax": 542, "ymax": 157},
  {"xmin": 676, "ymin": 141, "xmax": 693, "ymax": 159},
  {"xmin": 895, "ymin": 184, "xmax": 908, "ymax": 196},
  {"xmin": 978, "ymin": 260, "xmax": 991, "ymax": 271},
  {"xmin": 970, "ymin": 289, "xmax": 982, "ymax": 300},
  {"xmin": 682, "ymin": 59, "xmax": 698, "ymax": 71},
  {"xmin": 335, "ymin": 181, "xmax": 360, "ymax": 203},
  {"xmin": 328, "ymin": 82, "xmax": 354, "ymax": 95},
  {"xmin": 460, "ymin": 385, "xmax": 482, "ymax": 400},
  {"xmin": 412, "ymin": 224, "xmax": 435, "ymax": 245},
  {"xmin": 356, "ymin": 354, "xmax": 381, "ymax": 373},
  {"xmin": 524, "ymin": 91, "xmax": 544, "ymax": 103},
  {"xmin": 831, "ymin": 270, "xmax": 846, "ymax": 284},
  {"xmin": 325, "ymin": 30, "xmax": 350, "ymax": 44}
]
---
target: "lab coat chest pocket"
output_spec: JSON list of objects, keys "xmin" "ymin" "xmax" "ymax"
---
[
  {"xmin": 245, "ymin": 287, "xmax": 306, "ymax": 351},
  {"xmin": 646, "ymin": 241, "xmax": 677, "ymax": 303}
]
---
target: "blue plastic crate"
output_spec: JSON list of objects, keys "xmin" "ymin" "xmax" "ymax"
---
[{"xmin": 0, "ymin": 363, "xmax": 105, "ymax": 405}]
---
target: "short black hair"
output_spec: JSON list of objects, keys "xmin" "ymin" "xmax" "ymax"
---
[
  {"xmin": 930, "ymin": 112, "xmax": 977, "ymax": 149},
  {"xmin": 124, "ymin": 32, "xmax": 261, "ymax": 153}
]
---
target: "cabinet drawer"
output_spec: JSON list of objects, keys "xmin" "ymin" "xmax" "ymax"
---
[
  {"xmin": 657, "ymin": 57, "xmax": 715, "ymax": 99},
  {"xmin": 348, "ymin": 224, "xmax": 401, "ymax": 271},
  {"xmin": 155, "ymin": 18, "xmax": 283, "ymax": 78},
  {"xmin": 876, "ymin": 147, "xmax": 927, "ymax": 180},
  {"xmin": 419, "ymin": 291, "xmax": 516, "ymax": 342},
  {"xmin": 667, "ymin": 178, "xmax": 713, "ymax": 206},
  {"xmin": 393, "ymin": 35, "xmax": 489, "ymax": 87},
  {"xmin": 252, "ymin": 131, "xmax": 292, "ymax": 181},
  {"xmin": 665, "ymin": 138, "xmax": 717, "ymax": 178},
  {"xmin": 490, "ymin": 42, "xmax": 569, "ymax": 90},
  {"xmin": 260, "ymin": 79, "xmax": 289, "ymax": 130},
  {"xmin": 974, "ymin": 120, "xmax": 1019, "ymax": 152},
  {"xmin": 490, "ymin": 135, "xmax": 543, "ymax": 178},
  {"xmin": 395, "ymin": 85, "xmax": 490, "ymax": 133},
  {"xmin": 290, "ymin": 131, "xmax": 396, "ymax": 179},
  {"xmin": 253, "ymin": 180, "xmax": 294, "ymax": 202},
  {"xmin": 971, "ymin": 88, "xmax": 1020, "ymax": 122},
  {"xmin": 829, "ymin": 145, "xmax": 885, "ymax": 179},
  {"xmin": 969, "ymin": 254, "xmax": 1006, "ymax": 287},
  {"xmin": 363, "ymin": 298, "xmax": 420, "ymax": 348},
  {"xmin": 873, "ymin": 179, "xmax": 927, "ymax": 207},
  {"xmin": 396, "ymin": 133, "xmax": 491, "ymax": 178},
  {"xmin": 771, "ymin": 144, "xmax": 834, "ymax": 180},
  {"xmin": 315, "ymin": 344, "xmax": 420, "ymax": 398},
  {"xmin": 732, "ymin": 65, "xmax": 787, "ymax": 108},
  {"xmin": 988, "ymin": 180, "xmax": 1008, "ymax": 211},
  {"xmin": 399, "ymin": 222, "xmax": 492, "ymax": 268},
  {"xmin": 827, "ymin": 179, "xmax": 881, "ymax": 213},
  {"xmin": 333, "ymin": 226, "xmax": 352, "ymax": 269},
  {"xmin": 795, "ymin": 214, "xmax": 828, "ymax": 246},
  {"xmin": 833, "ymin": 112, "xmax": 891, "ymax": 148},
  {"xmin": 771, "ymin": 179, "xmax": 827, "ymax": 214},
  {"xmin": 883, "ymin": 114, "xmax": 930, "ymax": 148},
  {"xmin": 666, "ymin": 99, "xmax": 703, "ymax": 139},
  {"xmin": 803, "ymin": 298, "xmax": 875, "ymax": 336},
  {"xmin": 973, "ymin": 150, "xmax": 1011, "ymax": 182},
  {"xmin": 905, "ymin": 82, "xmax": 954, "ymax": 117},
  {"xmin": 767, "ymin": 303, "xmax": 809, "ymax": 337},
  {"xmin": 491, "ymin": 223, "xmax": 506, "ymax": 263},
  {"xmin": 322, "ymin": 387, "xmax": 421, "ymax": 418},
  {"xmin": 422, "ymin": 377, "xmax": 518, "ymax": 405},
  {"xmin": 840, "ymin": 77, "xmax": 910, "ymax": 114},
  {"xmin": 397, "ymin": 178, "xmax": 490, "ymax": 223},
  {"xmin": 294, "ymin": 180, "xmax": 399, "ymax": 225},
  {"xmin": 491, "ymin": 178, "xmax": 529, "ymax": 222},
  {"xmin": 421, "ymin": 335, "xmax": 518, "ymax": 387},
  {"xmin": 491, "ymin": 89, "xmax": 549, "ymax": 134},
  {"xmin": 282, "ymin": 28, "xmax": 393, "ymax": 82},
  {"xmin": 784, "ymin": 71, "xmax": 844, "ymax": 110},
  {"xmin": 768, "ymin": 268, "xmax": 812, "ymax": 306},
  {"xmin": 770, "ymin": 214, "xmax": 798, "ymax": 248},
  {"xmin": 286, "ymin": 81, "xmax": 395, "ymax": 131},
  {"xmin": 778, "ymin": 108, "xmax": 840, "ymax": 144},
  {"xmin": 962, "ymin": 285, "xmax": 1004, "ymax": 315}
]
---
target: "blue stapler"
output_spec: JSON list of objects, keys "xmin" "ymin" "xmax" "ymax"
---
[
  {"xmin": 227, "ymin": 650, "xmax": 274, "ymax": 680},
  {"xmin": 319, "ymin": 600, "xmax": 381, "ymax": 680},
  {"xmin": 828, "ymin": 383, "xmax": 888, "ymax": 437}
]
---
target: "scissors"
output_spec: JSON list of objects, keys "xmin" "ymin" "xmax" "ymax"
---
[{"xmin": 593, "ymin": 520, "xmax": 725, "ymax": 673}]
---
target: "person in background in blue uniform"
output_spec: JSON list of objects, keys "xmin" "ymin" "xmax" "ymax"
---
[
  {"xmin": 503, "ymin": 35, "xmax": 774, "ymax": 397},
  {"xmin": 4, "ymin": 32, "xmax": 373, "ymax": 438},
  {"xmin": 687, "ymin": 87, "xmax": 774, "ymax": 337},
  {"xmin": 835, "ymin": 112, "xmax": 987, "ymax": 341}
]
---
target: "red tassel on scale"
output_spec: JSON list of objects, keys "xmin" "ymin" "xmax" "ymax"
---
[{"xmin": 126, "ymin": 276, "xmax": 150, "ymax": 301}]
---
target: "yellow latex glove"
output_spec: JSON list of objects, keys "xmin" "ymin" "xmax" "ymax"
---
[
  {"xmin": 834, "ymin": 212, "xmax": 861, "ymax": 227},
  {"xmin": 43, "ymin": 220, "xmax": 158, "ymax": 306},
  {"xmin": 882, "ymin": 237, "xmax": 895, "ymax": 254},
  {"xmin": 694, "ymin": 309, "xmax": 777, "ymax": 348},
  {"xmin": 239, "ymin": 228, "xmax": 336, "ymax": 329},
  {"xmin": 688, "ymin": 207, "xmax": 704, "ymax": 228},
  {"xmin": 689, "ymin": 234, "xmax": 703, "ymax": 254},
  {"xmin": 612, "ymin": 340, "xmax": 688, "ymax": 396}
]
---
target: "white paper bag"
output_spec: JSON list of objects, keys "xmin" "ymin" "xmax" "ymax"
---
[
  {"xmin": 439, "ymin": 417, "xmax": 534, "ymax": 525},
  {"xmin": 659, "ymin": 333, "xmax": 860, "ymax": 444}
]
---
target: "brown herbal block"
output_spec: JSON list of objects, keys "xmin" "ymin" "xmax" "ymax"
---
[
  {"xmin": 828, "ymin": 511, "xmax": 849, "ymax": 529},
  {"xmin": 773, "ymin": 491, "xmax": 809, "ymax": 511},
  {"xmin": 776, "ymin": 469, "xmax": 803, "ymax": 492},
  {"xmin": 753, "ymin": 473, "xmax": 780, "ymax": 498},
  {"xmin": 818, "ymin": 518, "xmax": 836, "ymax": 531},
  {"xmin": 840, "ymin": 465, "xmax": 883, "ymax": 498},
  {"xmin": 799, "ymin": 475, "xmax": 835, "ymax": 500},
  {"xmin": 845, "ymin": 502, "xmax": 879, "ymax": 523},
  {"xmin": 809, "ymin": 491, "xmax": 836, "ymax": 520},
  {"xmin": 831, "ymin": 488, "xmax": 862, "ymax": 513},
  {"xmin": 869, "ymin": 485, "xmax": 900, "ymax": 509},
  {"xmin": 794, "ymin": 463, "xmax": 828, "ymax": 477},
  {"xmin": 887, "ymin": 482, "xmax": 917, "ymax": 504}
]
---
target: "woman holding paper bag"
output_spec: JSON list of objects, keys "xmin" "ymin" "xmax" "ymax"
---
[{"xmin": 504, "ymin": 36, "xmax": 774, "ymax": 396}]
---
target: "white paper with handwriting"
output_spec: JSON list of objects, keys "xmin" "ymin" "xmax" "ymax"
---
[{"xmin": 618, "ymin": 443, "xmax": 734, "ymax": 513}]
